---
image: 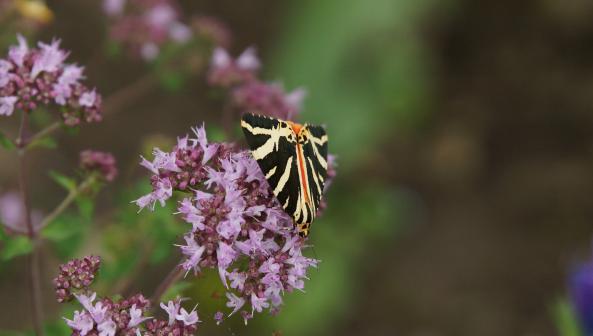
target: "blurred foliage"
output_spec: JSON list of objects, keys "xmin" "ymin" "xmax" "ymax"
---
[
  {"xmin": 554, "ymin": 298, "xmax": 583, "ymax": 336},
  {"xmin": 97, "ymin": 181, "xmax": 183, "ymax": 291},
  {"xmin": 271, "ymin": 0, "xmax": 444, "ymax": 171}
]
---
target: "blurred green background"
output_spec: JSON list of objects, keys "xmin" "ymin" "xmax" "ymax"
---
[{"xmin": 2, "ymin": 0, "xmax": 593, "ymax": 335}]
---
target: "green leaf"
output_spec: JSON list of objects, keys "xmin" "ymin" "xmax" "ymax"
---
[
  {"xmin": 48, "ymin": 171, "xmax": 76, "ymax": 192},
  {"xmin": 0, "ymin": 132, "xmax": 15, "ymax": 150},
  {"xmin": 75, "ymin": 196, "xmax": 94, "ymax": 220},
  {"xmin": 28, "ymin": 136, "xmax": 57, "ymax": 150},
  {"xmin": 554, "ymin": 298, "xmax": 582, "ymax": 336},
  {"xmin": 158, "ymin": 71, "xmax": 185, "ymax": 92},
  {"xmin": 41, "ymin": 214, "xmax": 87, "ymax": 259},
  {"xmin": 0, "ymin": 226, "xmax": 8, "ymax": 241},
  {"xmin": 1, "ymin": 236, "xmax": 33, "ymax": 260}
]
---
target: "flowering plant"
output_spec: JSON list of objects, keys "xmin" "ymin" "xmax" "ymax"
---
[{"xmin": 0, "ymin": 1, "xmax": 335, "ymax": 333}]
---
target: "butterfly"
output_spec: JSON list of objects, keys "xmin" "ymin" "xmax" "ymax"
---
[{"xmin": 241, "ymin": 113, "xmax": 328, "ymax": 238}]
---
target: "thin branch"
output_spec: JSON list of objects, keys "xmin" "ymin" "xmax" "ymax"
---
[
  {"xmin": 38, "ymin": 176, "xmax": 95, "ymax": 231},
  {"xmin": 16, "ymin": 111, "xmax": 45, "ymax": 336},
  {"xmin": 150, "ymin": 265, "xmax": 184, "ymax": 305},
  {"xmin": 26, "ymin": 121, "xmax": 61, "ymax": 149},
  {"xmin": 103, "ymin": 73, "xmax": 158, "ymax": 116}
]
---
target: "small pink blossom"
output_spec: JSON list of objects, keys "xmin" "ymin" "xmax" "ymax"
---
[
  {"xmin": 0, "ymin": 96, "xmax": 18, "ymax": 116},
  {"xmin": 8, "ymin": 34, "xmax": 28, "ymax": 67},
  {"xmin": 31, "ymin": 39, "xmax": 67, "ymax": 78},
  {"xmin": 176, "ymin": 307, "xmax": 200, "ymax": 326}
]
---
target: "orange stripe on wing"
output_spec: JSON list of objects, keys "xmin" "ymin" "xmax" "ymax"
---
[{"xmin": 295, "ymin": 142, "xmax": 310, "ymax": 204}]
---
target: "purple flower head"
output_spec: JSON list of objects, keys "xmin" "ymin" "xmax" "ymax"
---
[
  {"xmin": 104, "ymin": 0, "xmax": 193, "ymax": 61},
  {"xmin": 137, "ymin": 125, "xmax": 333, "ymax": 321},
  {"xmin": 53, "ymin": 256, "xmax": 101, "ymax": 303},
  {"xmin": 135, "ymin": 125, "xmax": 227, "ymax": 211},
  {"xmin": 207, "ymin": 47, "xmax": 260, "ymax": 88},
  {"xmin": 569, "ymin": 252, "xmax": 593, "ymax": 335},
  {"xmin": 64, "ymin": 290, "xmax": 153, "ymax": 335},
  {"xmin": 146, "ymin": 299, "xmax": 199, "ymax": 334},
  {"xmin": 0, "ymin": 191, "xmax": 43, "ymax": 234},
  {"xmin": 80, "ymin": 150, "xmax": 118, "ymax": 182},
  {"xmin": 0, "ymin": 35, "xmax": 103, "ymax": 125},
  {"xmin": 231, "ymin": 81, "xmax": 305, "ymax": 121}
]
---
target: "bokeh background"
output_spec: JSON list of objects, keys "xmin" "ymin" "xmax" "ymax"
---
[{"xmin": 1, "ymin": 0, "xmax": 593, "ymax": 335}]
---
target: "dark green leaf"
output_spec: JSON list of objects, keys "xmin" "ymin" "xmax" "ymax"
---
[
  {"xmin": 0, "ymin": 132, "xmax": 15, "ymax": 150},
  {"xmin": 48, "ymin": 171, "xmax": 76, "ymax": 192},
  {"xmin": 1, "ymin": 236, "xmax": 33, "ymax": 260}
]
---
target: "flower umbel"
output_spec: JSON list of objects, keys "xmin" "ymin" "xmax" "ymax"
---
[
  {"xmin": 53, "ymin": 256, "xmax": 101, "ymax": 303},
  {"xmin": 137, "ymin": 126, "xmax": 333, "ymax": 321},
  {"xmin": 0, "ymin": 35, "xmax": 102, "ymax": 125},
  {"xmin": 80, "ymin": 150, "xmax": 118, "ymax": 182},
  {"xmin": 57, "ymin": 257, "xmax": 201, "ymax": 335}
]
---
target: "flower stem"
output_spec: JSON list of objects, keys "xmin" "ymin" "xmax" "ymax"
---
[
  {"xmin": 103, "ymin": 73, "xmax": 158, "ymax": 116},
  {"xmin": 38, "ymin": 176, "xmax": 95, "ymax": 231},
  {"xmin": 16, "ymin": 111, "xmax": 45, "ymax": 336},
  {"xmin": 26, "ymin": 121, "xmax": 61, "ymax": 149},
  {"xmin": 150, "ymin": 265, "xmax": 183, "ymax": 304}
]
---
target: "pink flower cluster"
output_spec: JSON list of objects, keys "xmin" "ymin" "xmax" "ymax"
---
[
  {"xmin": 57, "ymin": 257, "xmax": 201, "ymax": 335},
  {"xmin": 80, "ymin": 150, "xmax": 118, "ymax": 182},
  {"xmin": 103, "ymin": 0, "xmax": 192, "ymax": 61},
  {"xmin": 54, "ymin": 255, "xmax": 101, "ymax": 303},
  {"xmin": 136, "ymin": 126, "xmax": 326, "ymax": 322},
  {"xmin": 207, "ymin": 47, "xmax": 306, "ymax": 121},
  {"xmin": 0, "ymin": 35, "xmax": 102, "ymax": 125},
  {"xmin": 64, "ymin": 293, "xmax": 199, "ymax": 336}
]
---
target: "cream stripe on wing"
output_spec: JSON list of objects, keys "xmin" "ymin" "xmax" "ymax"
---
[
  {"xmin": 265, "ymin": 166, "xmax": 277, "ymax": 179},
  {"xmin": 307, "ymin": 156, "xmax": 322, "ymax": 196},
  {"xmin": 310, "ymin": 141, "xmax": 327, "ymax": 169},
  {"xmin": 273, "ymin": 156, "xmax": 293, "ymax": 196},
  {"xmin": 311, "ymin": 134, "xmax": 328, "ymax": 145}
]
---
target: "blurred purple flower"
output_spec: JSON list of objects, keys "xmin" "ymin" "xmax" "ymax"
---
[
  {"xmin": 231, "ymin": 81, "xmax": 306, "ymax": 121},
  {"xmin": 207, "ymin": 47, "xmax": 260, "ymax": 88},
  {"xmin": 0, "ymin": 35, "xmax": 102, "ymax": 126},
  {"xmin": 79, "ymin": 150, "xmax": 118, "ymax": 182},
  {"xmin": 0, "ymin": 191, "xmax": 42, "ymax": 234},
  {"xmin": 103, "ymin": 0, "xmax": 194, "ymax": 61},
  {"xmin": 569, "ymin": 255, "xmax": 593, "ymax": 335}
]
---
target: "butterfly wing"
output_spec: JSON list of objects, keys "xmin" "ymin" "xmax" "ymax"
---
[
  {"xmin": 241, "ymin": 113, "xmax": 301, "ymax": 219},
  {"xmin": 300, "ymin": 124, "xmax": 328, "ymax": 216}
]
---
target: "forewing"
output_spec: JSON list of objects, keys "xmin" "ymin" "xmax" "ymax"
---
[{"xmin": 241, "ymin": 113, "xmax": 300, "ymax": 217}]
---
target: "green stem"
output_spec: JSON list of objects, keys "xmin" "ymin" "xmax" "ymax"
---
[
  {"xmin": 16, "ymin": 111, "xmax": 45, "ymax": 336},
  {"xmin": 38, "ymin": 176, "xmax": 95, "ymax": 231},
  {"xmin": 150, "ymin": 265, "xmax": 183, "ymax": 305},
  {"xmin": 25, "ymin": 121, "xmax": 61, "ymax": 150}
]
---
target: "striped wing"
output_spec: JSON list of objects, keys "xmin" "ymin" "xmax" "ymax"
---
[{"xmin": 241, "ymin": 113, "xmax": 328, "ymax": 237}]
